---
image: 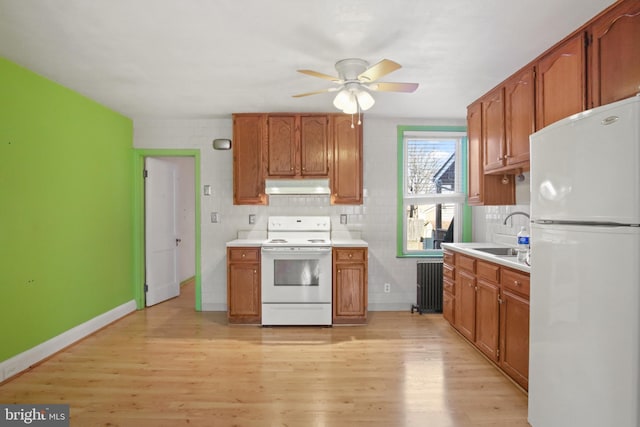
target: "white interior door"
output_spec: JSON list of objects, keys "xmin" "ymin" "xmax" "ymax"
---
[{"xmin": 145, "ymin": 157, "xmax": 179, "ymax": 306}]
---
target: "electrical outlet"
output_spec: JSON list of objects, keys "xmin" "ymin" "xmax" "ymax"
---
[
  {"xmin": 384, "ymin": 283, "xmax": 391, "ymax": 293},
  {"xmin": 211, "ymin": 212, "xmax": 219, "ymax": 223},
  {"xmin": 340, "ymin": 214, "xmax": 348, "ymax": 224},
  {"xmin": 249, "ymin": 214, "xmax": 256, "ymax": 224}
]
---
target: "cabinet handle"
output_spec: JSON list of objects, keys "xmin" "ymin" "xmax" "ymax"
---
[
  {"xmin": 242, "ymin": 253, "xmax": 246, "ymax": 258},
  {"xmin": 497, "ymin": 156, "xmax": 504, "ymax": 161},
  {"xmin": 349, "ymin": 253, "xmax": 352, "ymax": 258},
  {"xmin": 514, "ymin": 280, "xmax": 521, "ymax": 286},
  {"xmin": 254, "ymin": 270, "xmax": 257, "ymax": 274},
  {"xmin": 474, "ymin": 192, "xmax": 480, "ymax": 196},
  {"xmin": 338, "ymin": 269, "xmax": 341, "ymax": 273},
  {"xmin": 498, "ymin": 297, "xmax": 504, "ymax": 304}
]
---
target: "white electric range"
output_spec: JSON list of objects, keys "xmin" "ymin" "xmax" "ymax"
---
[{"xmin": 261, "ymin": 216, "xmax": 332, "ymax": 326}]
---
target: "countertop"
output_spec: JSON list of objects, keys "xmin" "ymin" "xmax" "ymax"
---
[
  {"xmin": 226, "ymin": 239, "xmax": 265, "ymax": 247},
  {"xmin": 441, "ymin": 242, "xmax": 530, "ymax": 273},
  {"xmin": 226, "ymin": 239, "xmax": 368, "ymax": 248}
]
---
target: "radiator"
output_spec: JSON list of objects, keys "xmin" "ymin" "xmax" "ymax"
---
[{"xmin": 411, "ymin": 260, "xmax": 443, "ymax": 314}]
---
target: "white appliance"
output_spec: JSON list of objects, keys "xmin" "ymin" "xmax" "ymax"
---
[
  {"xmin": 261, "ymin": 216, "xmax": 332, "ymax": 326},
  {"xmin": 529, "ymin": 96, "xmax": 640, "ymax": 427}
]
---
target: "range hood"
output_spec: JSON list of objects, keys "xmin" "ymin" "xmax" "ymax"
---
[{"xmin": 264, "ymin": 179, "xmax": 331, "ymax": 195}]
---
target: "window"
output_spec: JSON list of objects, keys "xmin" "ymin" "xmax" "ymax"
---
[{"xmin": 396, "ymin": 126, "xmax": 469, "ymax": 257}]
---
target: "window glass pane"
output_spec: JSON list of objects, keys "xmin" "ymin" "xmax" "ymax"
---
[
  {"xmin": 406, "ymin": 203, "xmax": 455, "ymax": 251},
  {"xmin": 405, "ymin": 139, "xmax": 457, "ymax": 196}
]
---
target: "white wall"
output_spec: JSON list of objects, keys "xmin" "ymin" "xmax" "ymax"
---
[{"xmin": 134, "ymin": 115, "xmax": 468, "ymax": 311}]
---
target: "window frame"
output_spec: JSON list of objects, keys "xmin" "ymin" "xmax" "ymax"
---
[{"xmin": 396, "ymin": 125, "xmax": 472, "ymax": 258}]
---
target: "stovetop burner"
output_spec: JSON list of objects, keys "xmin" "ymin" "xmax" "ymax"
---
[{"xmin": 263, "ymin": 216, "xmax": 331, "ymax": 248}]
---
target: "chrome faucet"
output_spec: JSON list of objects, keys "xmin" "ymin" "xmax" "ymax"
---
[{"xmin": 503, "ymin": 211, "xmax": 530, "ymax": 225}]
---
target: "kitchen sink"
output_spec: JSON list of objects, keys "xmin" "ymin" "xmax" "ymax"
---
[{"xmin": 474, "ymin": 247, "xmax": 518, "ymax": 256}]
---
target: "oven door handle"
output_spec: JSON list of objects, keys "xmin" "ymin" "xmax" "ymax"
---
[{"xmin": 261, "ymin": 247, "xmax": 332, "ymax": 254}]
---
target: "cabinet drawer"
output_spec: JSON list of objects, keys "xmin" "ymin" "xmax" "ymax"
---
[
  {"xmin": 501, "ymin": 268, "xmax": 530, "ymax": 297},
  {"xmin": 477, "ymin": 260, "xmax": 500, "ymax": 283},
  {"xmin": 457, "ymin": 254, "xmax": 476, "ymax": 273},
  {"xmin": 443, "ymin": 250, "xmax": 455, "ymax": 266},
  {"xmin": 443, "ymin": 277, "xmax": 455, "ymax": 295},
  {"xmin": 334, "ymin": 248, "xmax": 366, "ymax": 262},
  {"xmin": 443, "ymin": 263, "xmax": 455, "ymax": 280},
  {"xmin": 228, "ymin": 247, "xmax": 260, "ymax": 262}
]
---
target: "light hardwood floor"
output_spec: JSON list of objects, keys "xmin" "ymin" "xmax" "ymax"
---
[{"xmin": 0, "ymin": 282, "xmax": 530, "ymax": 426}]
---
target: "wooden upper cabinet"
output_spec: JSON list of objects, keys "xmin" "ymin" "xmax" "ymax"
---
[
  {"xmin": 331, "ymin": 115, "xmax": 363, "ymax": 205},
  {"xmin": 267, "ymin": 115, "xmax": 297, "ymax": 177},
  {"xmin": 504, "ymin": 66, "xmax": 534, "ymax": 169},
  {"xmin": 536, "ymin": 32, "xmax": 587, "ymax": 129},
  {"xmin": 588, "ymin": 0, "xmax": 640, "ymax": 108},
  {"xmin": 482, "ymin": 87, "xmax": 506, "ymax": 173},
  {"xmin": 266, "ymin": 114, "xmax": 329, "ymax": 178},
  {"xmin": 300, "ymin": 115, "xmax": 330, "ymax": 176},
  {"xmin": 233, "ymin": 114, "xmax": 266, "ymax": 205},
  {"xmin": 467, "ymin": 99, "xmax": 516, "ymax": 206},
  {"xmin": 467, "ymin": 101, "xmax": 483, "ymax": 205}
]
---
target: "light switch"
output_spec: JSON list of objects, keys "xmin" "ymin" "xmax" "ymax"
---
[{"xmin": 203, "ymin": 185, "xmax": 212, "ymax": 196}]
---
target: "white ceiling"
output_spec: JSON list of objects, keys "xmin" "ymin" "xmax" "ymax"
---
[{"xmin": 0, "ymin": 0, "xmax": 615, "ymax": 121}]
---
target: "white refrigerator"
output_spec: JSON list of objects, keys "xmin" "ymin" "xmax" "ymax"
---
[{"xmin": 529, "ymin": 95, "xmax": 640, "ymax": 427}]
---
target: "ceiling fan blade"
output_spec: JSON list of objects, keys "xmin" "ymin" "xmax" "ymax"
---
[
  {"xmin": 358, "ymin": 59, "xmax": 401, "ymax": 82},
  {"xmin": 292, "ymin": 88, "xmax": 338, "ymax": 98},
  {"xmin": 297, "ymin": 69, "xmax": 341, "ymax": 82},
  {"xmin": 369, "ymin": 82, "xmax": 419, "ymax": 93}
]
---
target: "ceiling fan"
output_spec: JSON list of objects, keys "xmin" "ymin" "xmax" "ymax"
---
[{"xmin": 293, "ymin": 58, "xmax": 419, "ymax": 115}]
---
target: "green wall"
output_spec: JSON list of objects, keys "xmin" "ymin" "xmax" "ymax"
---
[{"xmin": 0, "ymin": 57, "xmax": 134, "ymax": 362}]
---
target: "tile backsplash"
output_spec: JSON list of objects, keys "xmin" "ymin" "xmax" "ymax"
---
[{"xmin": 472, "ymin": 172, "xmax": 531, "ymax": 246}]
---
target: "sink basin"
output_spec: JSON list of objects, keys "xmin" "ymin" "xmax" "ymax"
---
[{"xmin": 474, "ymin": 247, "xmax": 518, "ymax": 256}]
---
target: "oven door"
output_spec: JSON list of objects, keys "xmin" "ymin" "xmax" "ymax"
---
[{"xmin": 261, "ymin": 246, "xmax": 332, "ymax": 303}]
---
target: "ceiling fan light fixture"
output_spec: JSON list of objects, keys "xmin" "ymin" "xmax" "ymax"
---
[
  {"xmin": 355, "ymin": 89, "xmax": 375, "ymax": 111},
  {"xmin": 332, "ymin": 89, "xmax": 352, "ymax": 111}
]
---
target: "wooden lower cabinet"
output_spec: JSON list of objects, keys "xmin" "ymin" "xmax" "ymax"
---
[
  {"xmin": 500, "ymin": 289, "xmax": 530, "ymax": 389},
  {"xmin": 457, "ymin": 271, "xmax": 476, "ymax": 342},
  {"xmin": 442, "ymin": 250, "xmax": 456, "ymax": 324},
  {"xmin": 332, "ymin": 247, "xmax": 368, "ymax": 324},
  {"xmin": 227, "ymin": 247, "xmax": 261, "ymax": 324},
  {"xmin": 475, "ymin": 278, "xmax": 500, "ymax": 362},
  {"xmin": 444, "ymin": 249, "xmax": 530, "ymax": 390}
]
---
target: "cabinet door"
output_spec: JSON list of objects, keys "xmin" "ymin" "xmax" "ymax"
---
[
  {"xmin": 504, "ymin": 66, "xmax": 534, "ymax": 168},
  {"xmin": 536, "ymin": 33, "xmax": 586, "ymax": 129},
  {"xmin": 333, "ymin": 251, "xmax": 367, "ymax": 324},
  {"xmin": 500, "ymin": 289, "xmax": 530, "ymax": 390},
  {"xmin": 467, "ymin": 101, "xmax": 484, "ymax": 205},
  {"xmin": 331, "ymin": 115, "xmax": 363, "ymax": 204},
  {"xmin": 227, "ymin": 262, "xmax": 261, "ymax": 323},
  {"xmin": 233, "ymin": 114, "xmax": 266, "ymax": 205},
  {"xmin": 443, "ymin": 289, "xmax": 455, "ymax": 325},
  {"xmin": 589, "ymin": 0, "xmax": 640, "ymax": 107},
  {"xmin": 475, "ymin": 279, "xmax": 500, "ymax": 362},
  {"xmin": 300, "ymin": 115, "xmax": 329, "ymax": 177},
  {"xmin": 267, "ymin": 115, "xmax": 297, "ymax": 177},
  {"xmin": 457, "ymin": 271, "xmax": 476, "ymax": 341},
  {"xmin": 482, "ymin": 87, "xmax": 506, "ymax": 173}
]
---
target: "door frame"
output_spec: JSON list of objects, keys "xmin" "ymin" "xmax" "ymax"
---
[{"xmin": 133, "ymin": 149, "xmax": 202, "ymax": 310}]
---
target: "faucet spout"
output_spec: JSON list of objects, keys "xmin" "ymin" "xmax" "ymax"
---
[{"xmin": 503, "ymin": 211, "xmax": 530, "ymax": 225}]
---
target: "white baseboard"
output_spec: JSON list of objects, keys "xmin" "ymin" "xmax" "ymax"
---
[{"xmin": 0, "ymin": 299, "xmax": 137, "ymax": 382}]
